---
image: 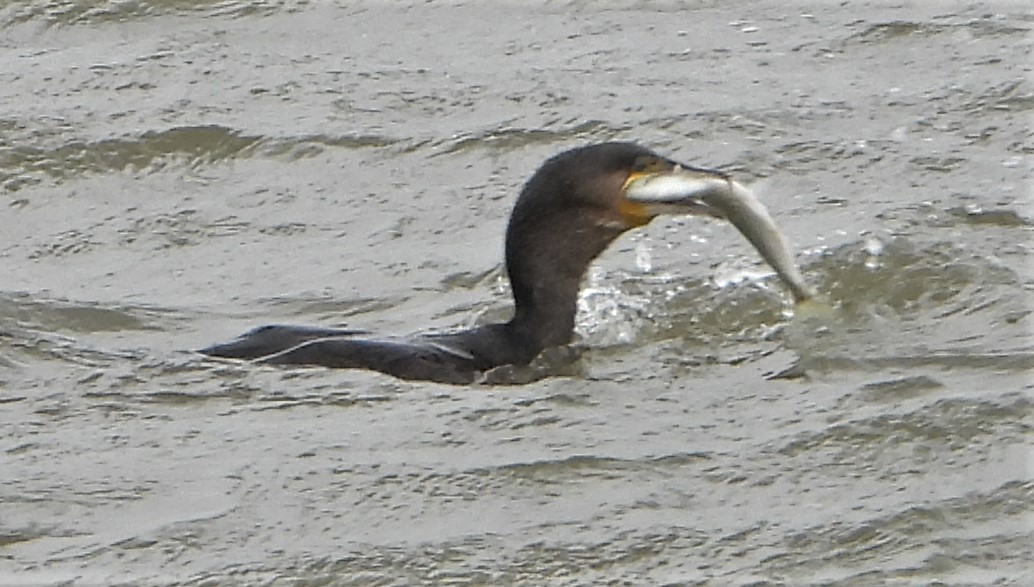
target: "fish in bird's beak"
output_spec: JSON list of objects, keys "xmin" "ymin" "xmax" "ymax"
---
[
  {"xmin": 624, "ymin": 165, "xmax": 817, "ymax": 303},
  {"xmin": 622, "ymin": 165, "xmax": 731, "ymax": 220}
]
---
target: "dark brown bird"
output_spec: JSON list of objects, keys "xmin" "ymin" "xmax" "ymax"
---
[{"xmin": 201, "ymin": 142, "xmax": 764, "ymax": 384}]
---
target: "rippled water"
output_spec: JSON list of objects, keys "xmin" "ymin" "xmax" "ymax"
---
[{"xmin": 2, "ymin": 1, "xmax": 1032, "ymax": 585}]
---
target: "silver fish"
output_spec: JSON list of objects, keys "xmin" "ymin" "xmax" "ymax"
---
[{"xmin": 626, "ymin": 170, "xmax": 816, "ymax": 303}]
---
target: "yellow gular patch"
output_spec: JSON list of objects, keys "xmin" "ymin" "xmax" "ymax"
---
[
  {"xmin": 618, "ymin": 198, "xmax": 654, "ymax": 227},
  {"xmin": 619, "ymin": 171, "xmax": 658, "ymax": 226}
]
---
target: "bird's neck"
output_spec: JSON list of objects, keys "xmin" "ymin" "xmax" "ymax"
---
[
  {"xmin": 504, "ymin": 211, "xmax": 625, "ymax": 356},
  {"xmin": 508, "ymin": 274, "xmax": 582, "ymax": 351}
]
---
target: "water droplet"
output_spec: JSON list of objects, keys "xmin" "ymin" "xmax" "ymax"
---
[
  {"xmin": 863, "ymin": 236, "xmax": 884, "ymax": 270},
  {"xmin": 635, "ymin": 240, "xmax": 652, "ymax": 273}
]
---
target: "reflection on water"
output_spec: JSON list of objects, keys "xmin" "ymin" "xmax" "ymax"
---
[{"xmin": 2, "ymin": 1, "xmax": 1032, "ymax": 585}]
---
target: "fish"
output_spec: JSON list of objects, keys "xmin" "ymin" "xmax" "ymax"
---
[
  {"xmin": 708, "ymin": 179, "xmax": 817, "ymax": 303},
  {"xmin": 626, "ymin": 169, "xmax": 817, "ymax": 303}
]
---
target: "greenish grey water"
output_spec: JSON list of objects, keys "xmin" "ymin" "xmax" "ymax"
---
[{"xmin": 1, "ymin": 1, "xmax": 1031, "ymax": 585}]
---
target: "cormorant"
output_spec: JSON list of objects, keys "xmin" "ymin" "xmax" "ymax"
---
[{"xmin": 201, "ymin": 142, "xmax": 811, "ymax": 383}]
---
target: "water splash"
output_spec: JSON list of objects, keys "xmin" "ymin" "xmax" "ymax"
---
[{"xmin": 576, "ymin": 268, "xmax": 650, "ymax": 347}]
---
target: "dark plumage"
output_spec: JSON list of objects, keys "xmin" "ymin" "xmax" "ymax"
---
[{"xmin": 201, "ymin": 142, "xmax": 726, "ymax": 383}]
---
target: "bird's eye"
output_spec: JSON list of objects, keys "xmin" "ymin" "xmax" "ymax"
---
[{"xmin": 631, "ymin": 156, "xmax": 655, "ymax": 173}]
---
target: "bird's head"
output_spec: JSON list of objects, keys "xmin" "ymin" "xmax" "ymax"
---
[{"xmin": 510, "ymin": 142, "xmax": 731, "ymax": 237}]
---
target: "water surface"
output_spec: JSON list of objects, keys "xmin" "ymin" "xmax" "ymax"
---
[{"xmin": 1, "ymin": 1, "xmax": 1031, "ymax": 585}]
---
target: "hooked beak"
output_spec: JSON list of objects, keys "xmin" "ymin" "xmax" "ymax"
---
[{"xmin": 622, "ymin": 164, "xmax": 734, "ymax": 220}]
